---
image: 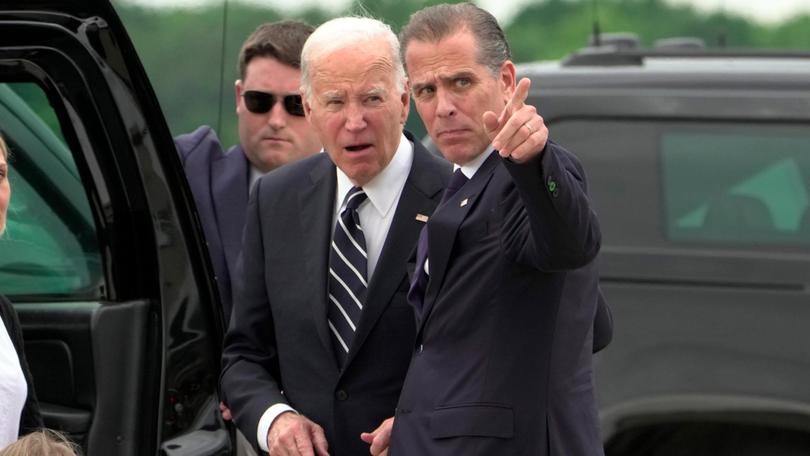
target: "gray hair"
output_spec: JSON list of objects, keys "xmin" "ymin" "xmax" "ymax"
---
[
  {"xmin": 300, "ymin": 16, "xmax": 407, "ymax": 102},
  {"xmin": 400, "ymin": 2, "xmax": 511, "ymax": 77}
]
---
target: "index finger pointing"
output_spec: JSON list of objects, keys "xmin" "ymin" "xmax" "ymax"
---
[{"xmin": 508, "ymin": 78, "xmax": 532, "ymax": 111}]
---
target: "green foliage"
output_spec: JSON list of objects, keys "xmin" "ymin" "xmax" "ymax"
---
[
  {"xmin": 348, "ymin": 0, "xmax": 450, "ymax": 29},
  {"xmin": 505, "ymin": 0, "xmax": 785, "ymax": 61},
  {"xmin": 761, "ymin": 15, "xmax": 810, "ymax": 48},
  {"xmin": 116, "ymin": 1, "xmax": 330, "ymax": 148},
  {"xmin": 112, "ymin": 0, "xmax": 810, "ymax": 148}
]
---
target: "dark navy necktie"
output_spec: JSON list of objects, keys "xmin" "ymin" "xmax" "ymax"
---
[
  {"xmin": 441, "ymin": 168, "xmax": 471, "ymax": 206},
  {"xmin": 327, "ymin": 186, "xmax": 368, "ymax": 366},
  {"xmin": 408, "ymin": 169, "xmax": 469, "ymax": 313}
]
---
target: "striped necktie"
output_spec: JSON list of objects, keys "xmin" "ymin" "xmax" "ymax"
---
[{"xmin": 327, "ymin": 186, "xmax": 368, "ymax": 366}]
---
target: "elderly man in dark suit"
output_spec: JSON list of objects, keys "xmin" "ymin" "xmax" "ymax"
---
[
  {"xmin": 175, "ymin": 21, "xmax": 322, "ymax": 322},
  {"xmin": 364, "ymin": 4, "xmax": 605, "ymax": 455},
  {"xmin": 220, "ymin": 16, "xmax": 451, "ymax": 456}
]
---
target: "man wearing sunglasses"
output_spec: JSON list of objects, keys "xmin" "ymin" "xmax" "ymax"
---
[{"xmin": 175, "ymin": 21, "xmax": 322, "ymax": 324}]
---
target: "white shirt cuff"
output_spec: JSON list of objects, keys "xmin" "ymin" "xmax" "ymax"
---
[{"xmin": 257, "ymin": 403, "xmax": 297, "ymax": 452}]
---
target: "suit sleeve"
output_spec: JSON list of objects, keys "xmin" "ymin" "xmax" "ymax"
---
[
  {"xmin": 592, "ymin": 289, "xmax": 613, "ymax": 353},
  {"xmin": 220, "ymin": 177, "xmax": 287, "ymax": 449},
  {"xmin": 501, "ymin": 140, "xmax": 601, "ymax": 271},
  {"xmin": 174, "ymin": 125, "xmax": 219, "ymax": 164}
]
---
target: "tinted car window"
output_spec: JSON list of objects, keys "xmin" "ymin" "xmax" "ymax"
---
[
  {"xmin": 662, "ymin": 128, "xmax": 810, "ymax": 245},
  {"xmin": 553, "ymin": 120, "xmax": 810, "ymax": 251},
  {"xmin": 0, "ymin": 83, "xmax": 103, "ymax": 298}
]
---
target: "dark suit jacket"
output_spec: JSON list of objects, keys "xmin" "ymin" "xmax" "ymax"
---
[
  {"xmin": 1, "ymin": 295, "xmax": 43, "ymax": 436},
  {"xmin": 390, "ymin": 143, "xmax": 602, "ymax": 455},
  {"xmin": 175, "ymin": 126, "xmax": 249, "ymax": 321},
  {"xmin": 221, "ymin": 134, "xmax": 451, "ymax": 455}
]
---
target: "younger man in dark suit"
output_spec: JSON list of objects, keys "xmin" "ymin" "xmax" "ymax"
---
[
  {"xmin": 365, "ymin": 4, "xmax": 605, "ymax": 455},
  {"xmin": 175, "ymin": 21, "xmax": 322, "ymax": 322},
  {"xmin": 221, "ymin": 16, "xmax": 451, "ymax": 456}
]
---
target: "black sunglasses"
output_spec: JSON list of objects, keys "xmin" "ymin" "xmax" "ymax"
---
[{"xmin": 242, "ymin": 90, "xmax": 305, "ymax": 117}]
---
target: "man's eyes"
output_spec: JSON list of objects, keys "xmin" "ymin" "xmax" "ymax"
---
[
  {"xmin": 454, "ymin": 78, "xmax": 471, "ymax": 88},
  {"xmin": 415, "ymin": 86, "xmax": 435, "ymax": 97},
  {"xmin": 414, "ymin": 79, "xmax": 470, "ymax": 98},
  {"xmin": 323, "ymin": 96, "xmax": 383, "ymax": 106}
]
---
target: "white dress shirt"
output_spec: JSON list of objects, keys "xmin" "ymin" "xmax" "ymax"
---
[
  {"xmin": 333, "ymin": 133, "xmax": 413, "ymax": 278},
  {"xmin": 456, "ymin": 146, "xmax": 494, "ymax": 180},
  {"xmin": 0, "ymin": 320, "xmax": 26, "ymax": 449},
  {"xmin": 256, "ymin": 134, "xmax": 414, "ymax": 451},
  {"xmin": 249, "ymin": 165, "xmax": 265, "ymax": 194}
]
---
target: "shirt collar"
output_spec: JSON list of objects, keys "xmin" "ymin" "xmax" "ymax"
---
[
  {"xmin": 249, "ymin": 165, "xmax": 265, "ymax": 192},
  {"xmin": 335, "ymin": 132, "xmax": 413, "ymax": 217},
  {"xmin": 455, "ymin": 145, "xmax": 495, "ymax": 179}
]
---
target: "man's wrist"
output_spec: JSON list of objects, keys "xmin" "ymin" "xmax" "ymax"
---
[{"xmin": 257, "ymin": 404, "xmax": 297, "ymax": 451}]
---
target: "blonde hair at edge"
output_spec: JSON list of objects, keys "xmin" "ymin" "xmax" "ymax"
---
[
  {"xmin": 0, "ymin": 429, "xmax": 79, "ymax": 456},
  {"xmin": 0, "ymin": 133, "xmax": 8, "ymax": 237}
]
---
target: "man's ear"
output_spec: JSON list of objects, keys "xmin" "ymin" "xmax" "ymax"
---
[
  {"xmin": 235, "ymin": 79, "xmax": 244, "ymax": 114},
  {"xmin": 400, "ymin": 79, "xmax": 411, "ymax": 124},
  {"xmin": 500, "ymin": 60, "xmax": 517, "ymax": 102},
  {"xmin": 301, "ymin": 87, "xmax": 313, "ymax": 124}
]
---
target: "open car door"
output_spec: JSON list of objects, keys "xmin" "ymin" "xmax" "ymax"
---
[{"xmin": 0, "ymin": 1, "xmax": 231, "ymax": 454}]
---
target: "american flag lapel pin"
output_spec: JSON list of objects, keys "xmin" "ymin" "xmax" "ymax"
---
[{"xmin": 415, "ymin": 213, "xmax": 429, "ymax": 222}]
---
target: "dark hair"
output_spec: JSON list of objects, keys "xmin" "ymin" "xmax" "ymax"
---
[
  {"xmin": 237, "ymin": 20, "xmax": 315, "ymax": 80},
  {"xmin": 399, "ymin": 2, "xmax": 511, "ymax": 76}
]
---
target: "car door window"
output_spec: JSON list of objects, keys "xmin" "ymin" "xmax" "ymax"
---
[
  {"xmin": 662, "ymin": 129, "xmax": 810, "ymax": 245},
  {"xmin": 0, "ymin": 83, "xmax": 103, "ymax": 299},
  {"xmin": 553, "ymin": 120, "xmax": 810, "ymax": 251}
]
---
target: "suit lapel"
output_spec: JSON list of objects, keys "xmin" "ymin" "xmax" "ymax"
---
[
  {"xmin": 419, "ymin": 152, "xmax": 500, "ymax": 329},
  {"xmin": 343, "ymin": 139, "xmax": 447, "ymax": 369},
  {"xmin": 298, "ymin": 156, "xmax": 338, "ymax": 358},
  {"xmin": 211, "ymin": 146, "xmax": 250, "ymax": 276}
]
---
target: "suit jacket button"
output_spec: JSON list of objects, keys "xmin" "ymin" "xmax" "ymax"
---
[{"xmin": 336, "ymin": 389, "xmax": 348, "ymax": 401}]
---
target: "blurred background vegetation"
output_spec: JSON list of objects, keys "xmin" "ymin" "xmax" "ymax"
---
[{"xmin": 112, "ymin": 0, "xmax": 810, "ymax": 147}]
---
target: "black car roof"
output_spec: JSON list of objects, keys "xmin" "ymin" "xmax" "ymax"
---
[
  {"xmin": 519, "ymin": 58, "xmax": 810, "ymax": 89},
  {"xmin": 515, "ymin": 45, "xmax": 810, "ymax": 121},
  {"xmin": 1, "ymin": 0, "xmax": 113, "ymax": 13},
  {"xmin": 518, "ymin": 41, "xmax": 810, "ymax": 91}
]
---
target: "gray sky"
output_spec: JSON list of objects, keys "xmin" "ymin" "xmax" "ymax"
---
[{"xmin": 124, "ymin": 0, "xmax": 810, "ymax": 24}]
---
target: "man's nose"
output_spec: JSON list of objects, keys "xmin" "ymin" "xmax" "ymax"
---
[
  {"xmin": 344, "ymin": 104, "xmax": 367, "ymax": 131},
  {"xmin": 435, "ymin": 89, "xmax": 456, "ymax": 118},
  {"xmin": 267, "ymin": 101, "xmax": 287, "ymax": 128}
]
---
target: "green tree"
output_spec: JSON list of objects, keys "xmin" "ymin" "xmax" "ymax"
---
[{"xmin": 112, "ymin": 0, "xmax": 810, "ymax": 149}]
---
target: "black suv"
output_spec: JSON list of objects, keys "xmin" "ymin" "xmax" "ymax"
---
[
  {"xmin": 1, "ymin": 1, "xmax": 229, "ymax": 455},
  {"xmin": 518, "ymin": 36, "xmax": 810, "ymax": 454}
]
